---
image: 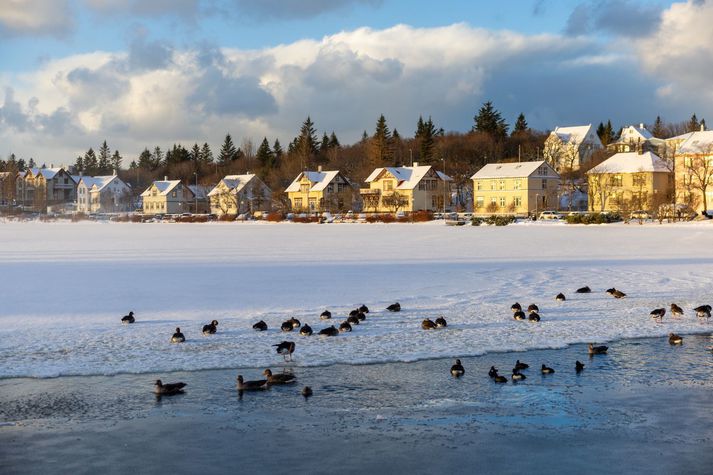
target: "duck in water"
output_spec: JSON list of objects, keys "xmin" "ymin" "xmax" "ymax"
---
[
  {"xmin": 171, "ymin": 327, "xmax": 185, "ymax": 343},
  {"xmin": 121, "ymin": 311, "xmax": 135, "ymax": 324}
]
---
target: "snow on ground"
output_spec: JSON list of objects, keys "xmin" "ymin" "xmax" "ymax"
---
[{"xmin": 1, "ymin": 221, "xmax": 712, "ymax": 378}]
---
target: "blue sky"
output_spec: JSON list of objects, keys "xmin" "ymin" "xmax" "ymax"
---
[{"xmin": 0, "ymin": 0, "xmax": 710, "ymax": 162}]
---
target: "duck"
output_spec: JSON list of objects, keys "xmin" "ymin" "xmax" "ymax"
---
[
  {"xmin": 121, "ymin": 311, "xmax": 135, "ymax": 324},
  {"xmin": 320, "ymin": 310, "xmax": 332, "ymax": 320},
  {"xmin": 527, "ymin": 304, "xmax": 539, "ymax": 314},
  {"xmin": 605, "ymin": 288, "xmax": 616, "ymax": 296},
  {"xmin": 541, "ymin": 364, "xmax": 555, "ymax": 374},
  {"xmin": 301, "ymin": 386, "xmax": 313, "ymax": 398},
  {"xmin": 339, "ymin": 321, "xmax": 352, "ymax": 332},
  {"xmin": 511, "ymin": 370, "xmax": 526, "ymax": 381},
  {"xmin": 493, "ymin": 374, "xmax": 508, "ymax": 383},
  {"xmin": 253, "ymin": 320, "xmax": 268, "ymax": 331},
  {"xmin": 588, "ymin": 343, "xmax": 608, "ymax": 355},
  {"xmin": 281, "ymin": 321, "xmax": 293, "ymax": 332},
  {"xmin": 576, "ymin": 286, "xmax": 591, "ymax": 294},
  {"xmin": 202, "ymin": 320, "xmax": 218, "ymax": 335},
  {"xmin": 288, "ymin": 317, "xmax": 301, "ymax": 329},
  {"xmin": 299, "ymin": 324, "xmax": 313, "ymax": 336},
  {"xmin": 359, "ymin": 304, "xmax": 369, "ymax": 314},
  {"xmin": 236, "ymin": 375, "xmax": 268, "ymax": 391},
  {"xmin": 154, "ymin": 379, "xmax": 186, "ymax": 395},
  {"xmin": 513, "ymin": 310, "xmax": 526, "ymax": 321},
  {"xmin": 555, "ymin": 293, "xmax": 566, "ymax": 301},
  {"xmin": 387, "ymin": 302, "xmax": 401, "ymax": 312},
  {"xmin": 488, "ymin": 366, "xmax": 499, "ymax": 378},
  {"xmin": 511, "ymin": 302, "xmax": 522, "ymax": 312},
  {"xmin": 694, "ymin": 304, "xmax": 712, "ymax": 318},
  {"xmin": 435, "ymin": 316, "xmax": 447, "ymax": 328},
  {"xmin": 450, "ymin": 359, "xmax": 465, "ymax": 377},
  {"xmin": 273, "ymin": 341, "xmax": 296, "ymax": 361},
  {"xmin": 263, "ymin": 369, "xmax": 296, "ymax": 384},
  {"xmin": 355, "ymin": 311, "xmax": 366, "ymax": 321},
  {"xmin": 607, "ymin": 288, "xmax": 626, "ymax": 298},
  {"xmin": 349, "ymin": 309, "xmax": 359, "ymax": 318},
  {"xmin": 171, "ymin": 327, "xmax": 185, "ymax": 343},
  {"xmin": 421, "ymin": 319, "xmax": 437, "ymax": 330},
  {"xmin": 575, "ymin": 361, "xmax": 585, "ymax": 373},
  {"xmin": 670, "ymin": 303, "xmax": 684, "ymax": 318},
  {"xmin": 650, "ymin": 308, "xmax": 665, "ymax": 322},
  {"xmin": 319, "ymin": 325, "xmax": 339, "ymax": 336},
  {"xmin": 528, "ymin": 312, "xmax": 541, "ymax": 322},
  {"xmin": 347, "ymin": 315, "xmax": 360, "ymax": 325},
  {"xmin": 514, "ymin": 360, "xmax": 529, "ymax": 370},
  {"xmin": 668, "ymin": 333, "xmax": 683, "ymax": 345}
]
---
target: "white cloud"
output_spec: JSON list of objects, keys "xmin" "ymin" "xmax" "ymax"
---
[{"xmin": 0, "ymin": 0, "xmax": 73, "ymax": 37}]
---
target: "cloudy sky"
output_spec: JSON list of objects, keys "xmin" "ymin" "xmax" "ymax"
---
[{"xmin": 1, "ymin": 0, "xmax": 711, "ymax": 164}]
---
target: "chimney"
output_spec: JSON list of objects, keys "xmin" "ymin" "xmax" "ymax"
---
[
  {"xmin": 639, "ymin": 123, "xmax": 644, "ymax": 130},
  {"xmin": 413, "ymin": 161, "xmax": 419, "ymax": 167},
  {"xmin": 317, "ymin": 165, "xmax": 322, "ymax": 172},
  {"xmin": 164, "ymin": 175, "xmax": 168, "ymax": 181},
  {"xmin": 113, "ymin": 168, "xmax": 117, "ymax": 176},
  {"xmin": 702, "ymin": 124, "xmax": 706, "ymax": 132}
]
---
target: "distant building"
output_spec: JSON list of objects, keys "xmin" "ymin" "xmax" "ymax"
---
[
  {"xmin": 360, "ymin": 163, "xmax": 452, "ymax": 213},
  {"xmin": 670, "ymin": 129, "xmax": 713, "ymax": 214},
  {"xmin": 140, "ymin": 179, "xmax": 194, "ymax": 215},
  {"xmin": 187, "ymin": 185, "xmax": 212, "ymax": 214},
  {"xmin": 586, "ymin": 151, "xmax": 672, "ymax": 213},
  {"xmin": 207, "ymin": 174, "xmax": 272, "ymax": 216},
  {"xmin": 286, "ymin": 167, "xmax": 355, "ymax": 212},
  {"xmin": 76, "ymin": 174, "xmax": 132, "ymax": 213},
  {"xmin": 543, "ymin": 124, "xmax": 603, "ymax": 172},
  {"xmin": 471, "ymin": 160, "xmax": 559, "ymax": 216},
  {"xmin": 16, "ymin": 167, "xmax": 77, "ymax": 213},
  {"xmin": 608, "ymin": 124, "xmax": 665, "ymax": 154}
]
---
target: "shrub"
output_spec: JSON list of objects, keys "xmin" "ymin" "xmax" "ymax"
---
[
  {"xmin": 484, "ymin": 215, "xmax": 515, "ymax": 226},
  {"xmin": 566, "ymin": 212, "xmax": 622, "ymax": 225},
  {"xmin": 471, "ymin": 217, "xmax": 483, "ymax": 226},
  {"xmin": 218, "ymin": 214, "xmax": 237, "ymax": 222},
  {"xmin": 266, "ymin": 212, "xmax": 283, "ymax": 222},
  {"xmin": 411, "ymin": 210, "xmax": 434, "ymax": 222},
  {"xmin": 71, "ymin": 213, "xmax": 88, "ymax": 222},
  {"xmin": 292, "ymin": 216, "xmax": 319, "ymax": 223}
]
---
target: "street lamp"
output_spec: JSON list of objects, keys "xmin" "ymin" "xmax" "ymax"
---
[
  {"xmin": 441, "ymin": 156, "xmax": 446, "ymax": 219},
  {"xmin": 194, "ymin": 172, "xmax": 198, "ymax": 214},
  {"xmin": 535, "ymin": 193, "xmax": 540, "ymax": 219}
]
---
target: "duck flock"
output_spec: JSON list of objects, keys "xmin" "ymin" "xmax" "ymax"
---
[{"xmin": 120, "ymin": 285, "xmax": 711, "ymax": 397}]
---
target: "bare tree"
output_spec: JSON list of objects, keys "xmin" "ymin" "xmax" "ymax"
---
[
  {"xmin": 382, "ymin": 192, "xmax": 409, "ymax": 213},
  {"xmin": 682, "ymin": 144, "xmax": 713, "ymax": 215}
]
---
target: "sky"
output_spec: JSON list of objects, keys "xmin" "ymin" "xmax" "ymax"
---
[{"xmin": 0, "ymin": 0, "xmax": 712, "ymax": 165}]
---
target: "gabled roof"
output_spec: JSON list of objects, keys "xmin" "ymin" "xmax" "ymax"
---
[
  {"xmin": 79, "ymin": 175, "xmax": 118, "ymax": 192},
  {"xmin": 140, "ymin": 180, "xmax": 183, "ymax": 197},
  {"xmin": 28, "ymin": 167, "xmax": 64, "ymax": 180},
  {"xmin": 365, "ymin": 165, "xmax": 452, "ymax": 190},
  {"xmin": 677, "ymin": 130, "xmax": 713, "ymax": 154},
  {"xmin": 587, "ymin": 151, "xmax": 670, "ymax": 174},
  {"xmin": 188, "ymin": 185, "xmax": 211, "ymax": 199},
  {"xmin": 551, "ymin": 124, "xmax": 600, "ymax": 146},
  {"xmin": 207, "ymin": 174, "xmax": 257, "ymax": 197},
  {"xmin": 618, "ymin": 124, "xmax": 653, "ymax": 141},
  {"xmin": 285, "ymin": 170, "xmax": 345, "ymax": 192},
  {"xmin": 471, "ymin": 160, "xmax": 557, "ymax": 179}
]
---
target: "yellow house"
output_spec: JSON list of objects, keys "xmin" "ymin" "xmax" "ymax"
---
[
  {"xmin": 360, "ymin": 163, "xmax": 452, "ymax": 213},
  {"xmin": 543, "ymin": 124, "xmax": 603, "ymax": 173},
  {"xmin": 670, "ymin": 130, "xmax": 713, "ymax": 214},
  {"xmin": 207, "ymin": 174, "xmax": 272, "ymax": 216},
  {"xmin": 586, "ymin": 151, "xmax": 672, "ymax": 213},
  {"xmin": 141, "ymin": 179, "xmax": 194, "ymax": 215},
  {"xmin": 286, "ymin": 168, "xmax": 354, "ymax": 212},
  {"xmin": 471, "ymin": 161, "xmax": 559, "ymax": 216}
]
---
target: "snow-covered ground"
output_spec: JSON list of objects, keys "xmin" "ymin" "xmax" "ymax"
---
[{"xmin": 1, "ymin": 220, "xmax": 712, "ymax": 378}]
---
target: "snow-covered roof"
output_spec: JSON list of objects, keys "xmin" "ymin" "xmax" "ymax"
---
[
  {"xmin": 189, "ymin": 184, "xmax": 211, "ymax": 199},
  {"xmin": 677, "ymin": 130, "xmax": 713, "ymax": 154},
  {"xmin": 587, "ymin": 151, "xmax": 670, "ymax": 174},
  {"xmin": 207, "ymin": 174, "xmax": 256, "ymax": 196},
  {"xmin": 471, "ymin": 160, "xmax": 557, "ymax": 179},
  {"xmin": 365, "ymin": 165, "xmax": 452, "ymax": 190},
  {"xmin": 140, "ymin": 180, "xmax": 182, "ymax": 197},
  {"xmin": 285, "ymin": 170, "xmax": 343, "ymax": 192},
  {"xmin": 551, "ymin": 124, "xmax": 599, "ymax": 146},
  {"xmin": 79, "ymin": 175, "xmax": 118, "ymax": 192},
  {"xmin": 618, "ymin": 124, "xmax": 653, "ymax": 141},
  {"xmin": 29, "ymin": 167, "xmax": 64, "ymax": 180}
]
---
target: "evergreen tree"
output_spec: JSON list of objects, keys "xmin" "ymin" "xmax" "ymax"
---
[
  {"xmin": 256, "ymin": 137, "xmax": 274, "ymax": 169},
  {"xmin": 73, "ymin": 155, "xmax": 84, "ymax": 174},
  {"xmin": 200, "ymin": 143, "xmax": 213, "ymax": 164},
  {"xmin": 295, "ymin": 116, "xmax": 318, "ymax": 168},
  {"xmin": 190, "ymin": 143, "xmax": 201, "ymax": 163},
  {"xmin": 98, "ymin": 141, "xmax": 111, "ymax": 174},
  {"xmin": 596, "ymin": 120, "xmax": 615, "ymax": 145},
  {"xmin": 513, "ymin": 113, "xmax": 528, "ymax": 134},
  {"xmin": 17, "ymin": 159, "xmax": 26, "ymax": 171},
  {"xmin": 361, "ymin": 130, "xmax": 369, "ymax": 142},
  {"xmin": 166, "ymin": 144, "xmax": 189, "ymax": 166},
  {"xmin": 415, "ymin": 115, "xmax": 437, "ymax": 163},
  {"xmin": 369, "ymin": 114, "xmax": 393, "ymax": 166},
  {"xmin": 688, "ymin": 113, "xmax": 700, "ymax": 132},
  {"xmin": 138, "ymin": 148, "xmax": 153, "ymax": 169},
  {"xmin": 110, "ymin": 150, "xmax": 122, "ymax": 172},
  {"xmin": 329, "ymin": 132, "xmax": 340, "ymax": 148},
  {"xmin": 152, "ymin": 146, "xmax": 164, "ymax": 168},
  {"xmin": 28, "ymin": 158, "xmax": 36, "ymax": 169},
  {"xmin": 218, "ymin": 134, "xmax": 238, "ymax": 166},
  {"xmin": 129, "ymin": 160, "xmax": 138, "ymax": 169},
  {"xmin": 651, "ymin": 116, "xmax": 665, "ymax": 138},
  {"xmin": 84, "ymin": 148, "xmax": 98, "ymax": 175},
  {"xmin": 473, "ymin": 101, "xmax": 508, "ymax": 139},
  {"xmin": 320, "ymin": 132, "xmax": 330, "ymax": 153},
  {"xmin": 392, "ymin": 129, "xmax": 400, "ymax": 140},
  {"xmin": 273, "ymin": 139, "xmax": 283, "ymax": 159},
  {"xmin": 701, "ymin": 118, "xmax": 707, "ymax": 131}
]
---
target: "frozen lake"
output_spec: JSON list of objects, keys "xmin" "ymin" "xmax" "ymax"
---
[{"xmin": 1, "ymin": 221, "xmax": 713, "ymax": 378}]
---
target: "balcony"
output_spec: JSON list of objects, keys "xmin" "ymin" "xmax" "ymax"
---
[{"xmin": 359, "ymin": 188, "xmax": 381, "ymax": 196}]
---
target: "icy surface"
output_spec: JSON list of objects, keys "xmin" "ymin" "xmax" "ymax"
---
[{"xmin": 1, "ymin": 220, "xmax": 712, "ymax": 378}]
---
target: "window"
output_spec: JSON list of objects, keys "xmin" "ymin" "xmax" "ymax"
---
[
  {"xmin": 611, "ymin": 175, "xmax": 623, "ymax": 187},
  {"xmin": 491, "ymin": 197, "xmax": 497, "ymax": 204},
  {"xmin": 172, "ymin": 191, "xmax": 177, "ymax": 198},
  {"xmin": 498, "ymin": 180, "xmax": 505, "ymax": 191},
  {"xmin": 490, "ymin": 180, "xmax": 496, "ymax": 190},
  {"xmin": 632, "ymin": 174, "xmax": 646, "ymax": 187},
  {"xmin": 514, "ymin": 179, "xmax": 521, "ymax": 190},
  {"xmin": 542, "ymin": 179, "xmax": 547, "ymax": 189},
  {"xmin": 337, "ymin": 183, "xmax": 346, "ymax": 193},
  {"xmin": 476, "ymin": 196, "xmax": 484, "ymax": 208},
  {"xmin": 308, "ymin": 198, "xmax": 317, "ymax": 210},
  {"xmin": 294, "ymin": 198, "xmax": 302, "ymax": 208},
  {"xmin": 385, "ymin": 180, "xmax": 393, "ymax": 191},
  {"xmin": 327, "ymin": 184, "xmax": 334, "ymax": 193},
  {"xmin": 684, "ymin": 157, "xmax": 692, "ymax": 168},
  {"xmin": 499, "ymin": 197, "xmax": 506, "ymax": 207},
  {"xmin": 514, "ymin": 196, "xmax": 522, "ymax": 207},
  {"xmin": 476, "ymin": 181, "xmax": 482, "ymax": 191}
]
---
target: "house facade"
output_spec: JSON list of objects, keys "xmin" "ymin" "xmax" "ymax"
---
[
  {"xmin": 671, "ymin": 130, "xmax": 713, "ymax": 214},
  {"xmin": 286, "ymin": 168, "xmax": 354, "ymax": 212},
  {"xmin": 207, "ymin": 174, "xmax": 272, "ymax": 216},
  {"xmin": 586, "ymin": 151, "xmax": 672, "ymax": 213},
  {"xmin": 543, "ymin": 124, "xmax": 603, "ymax": 173},
  {"xmin": 76, "ymin": 174, "xmax": 132, "ymax": 213},
  {"xmin": 608, "ymin": 124, "xmax": 665, "ymax": 154},
  {"xmin": 471, "ymin": 161, "xmax": 560, "ymax": 216},
  {"xmin": 360, "ymin": 163, "xmax": 453, "ymax": 213},
  {"xmin": 141, "ymin": 179, "xmax": 194, "ymax": 215},
  {"xmin": 16, "ymin": 167, "xmax": 77, "ymax": 212}
]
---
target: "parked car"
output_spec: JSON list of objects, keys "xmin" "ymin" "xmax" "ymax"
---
[
  {"xmin": 395, "ymin": 211, "xmax": 406, "ymax": 219},
  {"xmin": 630, "ymin": 210, "xmax": 651, "ymax": 220},
  {"xmin": 539, "ymin": 211, "xmax": 563, "ymax": 220}
]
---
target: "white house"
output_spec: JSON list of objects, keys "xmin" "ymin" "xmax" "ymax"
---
[
  {"xmin": 608, "ymin": 123, "xmax": 665, "ymax": 154},
  {"xmin": 543, "ymin": 124, "xmax": 603, "ymax": 172},
  {"xmin": 207, "ymin": 174, "xmax": 272, "ymax": 216},
  {"xmin": 76, "ymin": 174, "xmax": 131, "ymax": 213}
]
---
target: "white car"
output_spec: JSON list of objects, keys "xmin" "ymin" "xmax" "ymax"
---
[{"xmin": 539, "ymin": 211, "xmax": 562, "ymax": 220}]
